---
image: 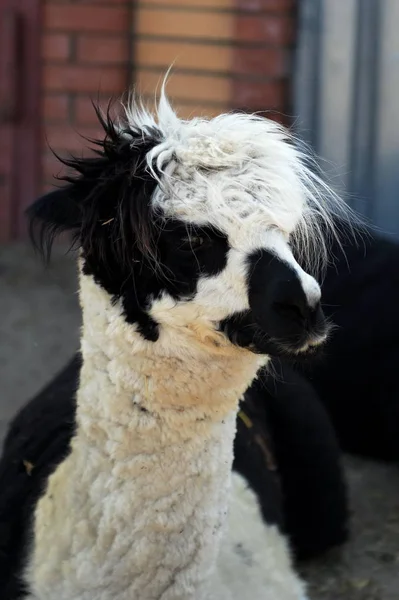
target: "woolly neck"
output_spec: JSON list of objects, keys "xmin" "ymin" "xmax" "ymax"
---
[{"xmin": 25, "ymin": 270, "xmax": 266, "ymax": 600}]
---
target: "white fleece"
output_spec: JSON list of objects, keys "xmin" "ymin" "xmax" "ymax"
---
[
  {"xmin": 24, "ymin": 271, "xmax": 307, "ymax": 600},
  {"xmin": 214, "ymin": 473, "xmax": 308, "ymax": 600},
  {"xmin": 126, "ymin": 89, "xmax": 354, "ymax": 277}
]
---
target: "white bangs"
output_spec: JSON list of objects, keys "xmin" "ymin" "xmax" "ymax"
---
[{"xmin": 123, "ymin": 85, "xmax": 358, "ymax": 276}]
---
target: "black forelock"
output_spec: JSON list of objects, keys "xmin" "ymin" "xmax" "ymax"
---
[
  {"xmin": 28, "ymin": 102, "xmax": 162, "ymax": 264},
  {"xmin": 27, "ymin": 103, "xmax": 229, "ymax": 341},
  {"xmin": 62, "ymin": 103, "xmax": 162, "ymax": 267},
  {"xmin": 27, "ymin": 103, "xmax": 164, "ymax": 338}
]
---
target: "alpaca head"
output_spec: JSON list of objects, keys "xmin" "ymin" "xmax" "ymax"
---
[{"xmin": 29, "ymin": 93, "xmax": 351, "ymax": 359}]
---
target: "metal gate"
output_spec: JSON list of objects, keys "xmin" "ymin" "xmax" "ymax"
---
[{"xmin": 294, "ymin": 0, "xmax": 399, "ymax": 238}]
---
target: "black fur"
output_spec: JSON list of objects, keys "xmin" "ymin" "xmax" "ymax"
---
[
  {"xmin": 222, "ymin": 250, "xmax": 327, "ymax": 357},
  {"xmin": 234, "ymin": 226, "xmax": 399, "ymax": 561},
  {"xmin": 0, "ymin": 356, "xmax": 79, "ymax": 599},
  {"xmin": 28, "ymin": 108, "xmax": 229, "ymax": 342},
  {"xmin": 244, "ymin": 363, "xmax": 348, "ymax": 560},
  {"xmin": 302, "ymin": 230, "xmax": 399, "ymax": 461}
]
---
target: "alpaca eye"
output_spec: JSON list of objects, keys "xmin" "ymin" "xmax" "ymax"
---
[{"xmin": 179, "ymin": 235, "xmax": 205, "ymax": 251}]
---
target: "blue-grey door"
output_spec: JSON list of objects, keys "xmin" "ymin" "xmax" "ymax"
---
[{"xmin": 294, "ymin": 0, "xmax": 399, "ymax": 238}]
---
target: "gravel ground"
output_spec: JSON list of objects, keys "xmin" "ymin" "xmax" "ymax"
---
[{"xmin": 1, "ymin": 243, "xmax": 398, "ymax": 599}]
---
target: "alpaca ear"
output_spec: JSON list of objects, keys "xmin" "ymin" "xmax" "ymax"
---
[{"xmin": 26, "ymin": 186, "xmax": 83, "ymax": 262}]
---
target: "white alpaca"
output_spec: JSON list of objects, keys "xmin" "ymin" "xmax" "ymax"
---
[{"xmin": 5, "ymin": 92, "xmax": 350, "ymax": 600}]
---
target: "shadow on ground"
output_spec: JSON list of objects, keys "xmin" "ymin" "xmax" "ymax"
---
[{"xmin": 1, "ymin": 243, "xmax": 398, "ymax": 599}]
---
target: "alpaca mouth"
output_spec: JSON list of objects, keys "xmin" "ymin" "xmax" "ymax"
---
[
  {"xmin": 271, "ymin": 330, "xmax": 329, "ymax": 356},
  {"xmin": 219, "ymin": 311, "xmax": 329, "ymax": 359},
  {"xmin": 295, "ymin": 333, "xmax": 328, "ymax": 353}
]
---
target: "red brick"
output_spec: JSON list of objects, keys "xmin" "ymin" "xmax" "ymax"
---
[
  {"xmin": 44, "ymin": 65, "xmax": 127, "ymax": 94},
  {"xmin": 74, "ymin": 95, "xmax": 123, "ymax": 126},
  {"xmin": 0, "ymin": 131, "xmax": 13, "ymax": 154},
  {"xmin": 42, "ymin": 33, "xmax": 71, "ymax": 61},
  {"xmin": 74, "ymin": 97, "xmax": 99, "ymax": 125},
  {"xmin": 44, "ymin": 5, "xmax": 129, "ymax": 33},
  {"xmin": 76, "ymin": 36, "xmax": 128, "ymax": 64},
  {"xmin": 43, "ymin": 94, "xmax": 70, "ymax": 122},
  {"xmin": 235, "ymin": 0, "xmax": 295, "ymax": 11},
  {"xmin": 269, "ymin": 112, "xmax": 291, "ymax": 127},
  {"xmin": 232, "ymin": 80, "xmax": 286, "ymax": 110},
  {"xmin": 42, "ymin": 152, "xmax": 67, "ymax": 181},
  {"xmin": 42, "ymin": 182, "xmax": 56, "ymax": 194},
  {"xmin": 234, "ymin": 48, "xmax": 288, "ymax": 77},
  {"xmin": 44, "ymin": 125, "xmax": 104, "ymax": 153},
  {"xmin": 236, "ymin": 14, "xmax": 295, "ymax": 45},
  {"xmin": 69, "ymin": 0, "xmax": 128, "ymax": 3}
]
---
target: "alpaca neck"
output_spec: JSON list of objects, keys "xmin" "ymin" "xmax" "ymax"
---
[{"xmin": 27, "ymin": 273, "xmax": 266, "ymax": 600}]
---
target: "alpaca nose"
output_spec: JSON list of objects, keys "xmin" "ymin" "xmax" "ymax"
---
[
  {"xmin": 271, "ymin": 271, "xmax": 322, "ymax": 322},
  {"xmin": 247, "ymin": 249, "xmax": 327, "ymax": 344},
  {"xmin": 273, "ymin": 296, "xmax": 325, "ymax": 330},
  {"xmin": 252, "ymin": 277, "xmax": 327, "ymax": 345},
  {"xmin": 274, "ymin": 299, "xmax": 309, "ymax": 323}
]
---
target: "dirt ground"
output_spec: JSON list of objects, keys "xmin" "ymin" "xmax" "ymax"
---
[{"xmin": 1, "ymin": 243, "xmax": 398, "ymax": 600}]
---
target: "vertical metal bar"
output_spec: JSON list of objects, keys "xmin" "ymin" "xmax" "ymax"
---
[
  {"xmin": 294, "ymin": 0, "xmax": 357, "ymax": 197},
  {"xmin": 347, "ymin": 0, "xmax": 380, "ymax": 219},
  {"xmin": 294, "ymin": 0, "xmax": 399, "ymax": 237},
  {"xmin": 372, "ymin": 0, "xmax": 399, "ymax": 237},
  {"xmin": 293, "ymin": 0, "xmax": 323, "ymax": 148},
  {"xmin": 316, "ymin": 0, "xmax": 357, "ymax": 195}
]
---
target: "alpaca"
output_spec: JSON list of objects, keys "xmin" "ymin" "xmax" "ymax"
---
[
  {"xmin": 241, "ymin": 224, "xmax": 399, "ymax": 559},
  {"xmin": 0, "ymin": 353, "xmax": 348, "ymax": 597},
  {"xmin": 0, "ymin": 93, "xmax": 350, "ymax": 600}
]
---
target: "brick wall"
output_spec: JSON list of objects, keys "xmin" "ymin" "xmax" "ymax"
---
[
  {"xmin": 134, "ymin": 0, "xmax": 235, "ymax": 118},
  {"xmin": 134, "ymin": 0, "xmax": 296, "ymax": 122},
  {"xmin": 41, "ymin": 0, "xmax": 296, "ymax": 191},
  {"xmin": 41, "ymin": 0, "xmax": 131, "ymax": 192},
  {"xmin": 233, "ymin": 0, "xmax": 296, "ymax": 123}
]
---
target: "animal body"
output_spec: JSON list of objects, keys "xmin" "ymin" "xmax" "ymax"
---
[
  {"xmin": 0, "ymin": 354, "xmax": 348, "ymax": 598},
  {"xmin": 239, "ymin": 226, "xmax": 399, "ymax": 559},
  {"xmin": 0, "ymin": 92, "xmax": 351, "ymax": 600},
  {"xmin": 302, "ymin": 229, "xmax": 399, "ymax": 462}
]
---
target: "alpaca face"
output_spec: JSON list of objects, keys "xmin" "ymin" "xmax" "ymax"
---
[
  {"xmin": 146, "ymin": 222, "xmax": 325, "ymax": 356},
  {"xmin": 29, "ymin": 97, "xmax": 348, "ymax": 358}
]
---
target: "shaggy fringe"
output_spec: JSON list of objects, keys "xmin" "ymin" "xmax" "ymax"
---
[
  {"xmin": 29, "ymin": 79, "xmax": 362, "ymax": 276},
  {"xmin": 125, "ymin": 84, "xmax": 362, "ymax": 277}
]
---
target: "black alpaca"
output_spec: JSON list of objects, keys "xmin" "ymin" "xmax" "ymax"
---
[{"xmin": 303, "ymin": 230, "xmax": 399, "ymax": 462}]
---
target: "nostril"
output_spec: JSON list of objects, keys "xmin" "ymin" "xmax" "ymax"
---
[
  {"xmin": 311, "ymin": 302, "xmax": 325, "ymax": 328},
  {"xmin": 274, "ymin": 302, "xmax": 306, "ymax": 323}
]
